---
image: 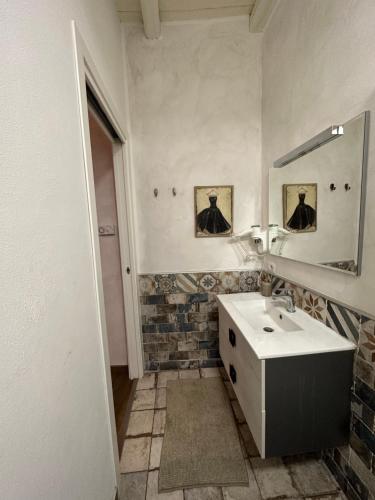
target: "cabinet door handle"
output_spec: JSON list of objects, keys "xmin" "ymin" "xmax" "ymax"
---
[
  {"xmin": 229, "ymin": 364, "xmax": 237, "ymax": 384},
  {"xmin": 229, "ymin": 328, "xmax": 236, "ymax": 347}
]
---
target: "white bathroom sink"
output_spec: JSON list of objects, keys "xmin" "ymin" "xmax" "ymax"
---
[
  {"xmin": 232, "ymin": 299, "xmax": 302, "ymax": 333},
  {"xmin": 217, "ymin": 292, "xmax": 356, "ymax": 359}
]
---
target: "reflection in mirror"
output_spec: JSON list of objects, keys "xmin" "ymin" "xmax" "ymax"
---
[{"xmin": 269, "ymin": 111, "xmax": 369, "ymax": 275}]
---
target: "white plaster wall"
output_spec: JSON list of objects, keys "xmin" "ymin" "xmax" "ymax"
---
[
  {"xmin": 1, "ymin": 1, "xmax": 125, "ymax": 499},
  {"xmin": 124, "ymin": 19, "xmax": 262, "ymax": 273},
  {"xmin": 262, "ymin": 0, "xmax": 375, "ymax": 317}
]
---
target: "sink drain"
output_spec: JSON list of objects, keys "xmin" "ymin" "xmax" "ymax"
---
[{"xmin": 263, "ymin": 327, "xmax": 274, "ymax": 333}]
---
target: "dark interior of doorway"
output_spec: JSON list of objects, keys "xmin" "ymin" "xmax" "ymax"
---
[{"xmin": 86, "ymin": 84, "xmax": 134, "ymax": 455}]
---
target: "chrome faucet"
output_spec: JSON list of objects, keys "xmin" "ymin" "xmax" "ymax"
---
[{"xmin": 272, "ymin": 289, "xmax": 296, "ymax": 313}]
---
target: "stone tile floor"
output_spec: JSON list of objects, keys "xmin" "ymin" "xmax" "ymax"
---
[{"xmin": 119, "ymin": 367, "xmax": 344, "ymax": 500}]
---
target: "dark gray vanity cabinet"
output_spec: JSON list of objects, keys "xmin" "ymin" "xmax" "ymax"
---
[{"xmin": 264, "ymin": 350, "xmax": 353, "ymax": 457}]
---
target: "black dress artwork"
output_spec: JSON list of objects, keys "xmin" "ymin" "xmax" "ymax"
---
[
  {"xmin": 287, "ymin": 192, "xmax": 316, "ymax": 231},
  {"xmin": 197, "ymin": 195, "xmax": 231, "ymax": 234}
]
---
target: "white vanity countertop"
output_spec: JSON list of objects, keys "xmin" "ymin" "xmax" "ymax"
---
[{"xmin": 217, "ymin": 292, "xmax": 356, "ymax": 359}]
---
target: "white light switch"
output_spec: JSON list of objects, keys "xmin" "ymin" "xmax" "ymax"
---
[{"xmin": 99, "ymin": 225, "xmax": 116, "ymax": 237}]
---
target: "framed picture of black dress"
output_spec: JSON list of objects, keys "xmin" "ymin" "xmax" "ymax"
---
[
  {"xmin": 283, "ymin": 183, "xmax": 317, "ymax": 233},
  {"xmin": 194, "ymin": 185, "xmax": 233, "ymax": 237}
]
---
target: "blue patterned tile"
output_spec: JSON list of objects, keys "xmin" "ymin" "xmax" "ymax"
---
[
  {"xmin": 187, "ymin": 312, "xmax": 208, "ymax": 322},
  {"xmin": 352, "ymin": 416, "xmax": 375, "ymax": 454},
  {"xmin": 147, "ymin": 314, "xmax": 169, "ymax": 324},
  {"xmin": 189, "ymin": 351, "xmax": 208, "ymax": 361},
  {"xmin": 175, "ymin": 273, "xmax": 198, "ymax": 293},
  {"xmin": 322, "ymin": 454, "xmax": 348, "ymax": 492},
  {"xmin": 207, "ymin": 319, "xmax": 218, "ymax": 331},
  {"xmin": 239, "ymin": 271, "xmax": 259, "ymax": 292},
  {"xmin": 139, "ymin": 275, "xmax": 156, "ymax": 295},
  {"xmin": 155, "ymin": 274, "xmax": 178, "ymax": 294},
  {"xmin": 142, "ymin": 324, "xmax": 157, "ymax": 334},
  {"xmin": 197, "ymin": 273, "xmax": 220, "ymax": 292},
  {"xmin": 198, "ymin": 339, "xmax": 219, "ymax": 350},
  {"xmin": 141, "ymin": 304, "xmax": 157, "ymax": 316},
  {"xmin": 168, "ymin": 351, "xmax": 189, "ymax": 361},
  {"xmin": 345, "ymin": 465, "xmax": 369, "ymax": 500},
  {"xmin": 351, "ymin": 393, "xmax": 375, "ymax": 431},
  {"xmin": 199, "ymin": 299, "xmax": 218, "ymax": 313},
  {"xmin": 178, "ymin": 322, "xmax": 194, "ymax": 332},
  {"xmin": 208, "ymin": 349, "xmax": 220, "ymax": 359},
  {"xmin": 174, "ymin": 313, "xmax": 186, "ymax": 323},
  {"xmin": 355, "ymin": 378, "xmax": 375, "ymax": 413},
  {"xmin": 159, "ymin": 360, "xmax": 179, "ymax": 370},
  {"xmin": 333, "ymin": 446, "xmax": 349, "ymax": 471},
  {"xmin": 354, "ymin": 356, "xmax": 375, "ymax": 388},
  {"xmin": 177, "ymin": 339, "xmax": 198, "ymax": 351},
  {"xmin": 156, "ymin": 304, "xmax": 177, "ymax": 313},
  {"xmin": 187, "ymin": 293, "xmax": 208, "ymax": 304},
  {"xmin": 326, "ymin": 301, "xmax": 360, "ymax": 343},
  {"xmin": 208, "ymin": 311, "xmax": 218, "ymax": 321},
  {"xmin": 157, "ymin": 323, "xmax": 176, "ymax": 333},
  {"xmin": 199, "ymin": 358, "xmax": 223, "ymax": 368},
  {"xmin": 350, "ymin": 431, "xmax": 373, "ymax": 470},
  {"xmin": 143, "ymin": 333, "xmax": 169, "ymax": 343},
  {"xmin": 143, "ymin": 343, "xmax": 157, "ymax": 353},
  {"xmin": 149, "ymin": 352, "xmax": 169, "ymax": 362},
  {"xmin": 346, "ymin": 482, "xmax": 363, "ymax": 500},
  {"xmin": 217, "ymin": 272, "xmax": 240, "ymax": 293},
  {"xmin": 359, "ymin": 317, "xmax": 375, "ymax": 364},
  {"xmin": 177, "ymin": 360, "xmax": 200, "ymax": 370},
  {"xmin": 166, "ymin": 293, "xmax": 188, "ymax": 304},
  {"xmin": 143, "ymin": 295, "xmax": 166, "ymax": 305},
  {"xmin": 145, "ymin": 360, "xmax": 159, "ymax": 372},
  {"xmin": 176, "ymin": 303, "xmax": 196, "ymax": 313},
  {"xmin": 168, "ymin": 332, "xmax": 186, "ymax": 342}
]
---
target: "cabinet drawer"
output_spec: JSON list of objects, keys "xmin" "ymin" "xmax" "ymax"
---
[{"xmin": 219, "ymin": 304, "xmax": 264, "ymax": 455}]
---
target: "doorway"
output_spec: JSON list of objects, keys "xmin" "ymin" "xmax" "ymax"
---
[
  {"xmin": 73, "ymin": 23, "xmax": 143, "ymax": 493},
  {"xmin": 87, "ymin": 98, "xmax": 133, "ymax": 454}
]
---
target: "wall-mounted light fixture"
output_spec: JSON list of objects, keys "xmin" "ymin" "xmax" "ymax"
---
[{"xmin": 274, "ymin": 125, "xmax": 344, "ymax": 169}]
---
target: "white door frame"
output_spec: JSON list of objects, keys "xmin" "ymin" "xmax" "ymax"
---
[{"xmin": 71, "ymin": 20, "xmax": 144, "ymax": 490}]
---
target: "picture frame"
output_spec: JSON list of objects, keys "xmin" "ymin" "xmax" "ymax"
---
[
  {"xmin": 283, "ymin": 183, "xmax": 317, "ymax": 233},
  {"xmin": 194, "ymin": 185, "xmax": 233, "ymax": 238}
]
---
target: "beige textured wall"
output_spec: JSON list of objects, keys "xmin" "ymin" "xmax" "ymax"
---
[
  {"xmin": 263, "ymin": 0, "xmax": 375, "ymax": 317},
  {"xmin": 124, "ymin": 19, "xmax": 262, "ymax": 273}
]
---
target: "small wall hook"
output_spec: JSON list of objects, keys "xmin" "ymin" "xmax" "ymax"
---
[
  {"xmin": 172, "ymin": 187, "xmax": 177, "ymax": 196},
  {"xmin": 345, "ymin": 183, "xmax": 351, "ymax": 191},
  {"xmin": 154, "ymin": 188, "xmax": 158, "ymax": 198},
  {"xmin": 330, "ymin": 183, "xmax": 336, "ymax": 191}
]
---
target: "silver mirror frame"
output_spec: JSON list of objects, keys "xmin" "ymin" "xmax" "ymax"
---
[
  {"xmin": 271, "ymin": 111, "xmax": 370, "ymax": 276},
  {"xmin": 356, "ymin": 110, "xmax": 370, "ymax": 276}
]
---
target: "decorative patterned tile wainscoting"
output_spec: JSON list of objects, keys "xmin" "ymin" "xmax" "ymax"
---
[
  {"xmin": 272, "ymin": 277, "xmax": 375, "ymax": 500},
  {"xmin": 138, "ymin": 271, "xmax": 374, "ymax": 498},
  {"xmin": 139, "ymin": 271, "xmax": 259, "ymax": 371}
]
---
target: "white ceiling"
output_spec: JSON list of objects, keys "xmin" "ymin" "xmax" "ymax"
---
[{"xmin": 117, "ymin": 0, "xmax": 256, "ymax": 23}]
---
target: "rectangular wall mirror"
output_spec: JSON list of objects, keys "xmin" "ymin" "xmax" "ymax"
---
[{"xmin": 269, "ymin": 111, "xmax": 369, "ymax": 275}]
